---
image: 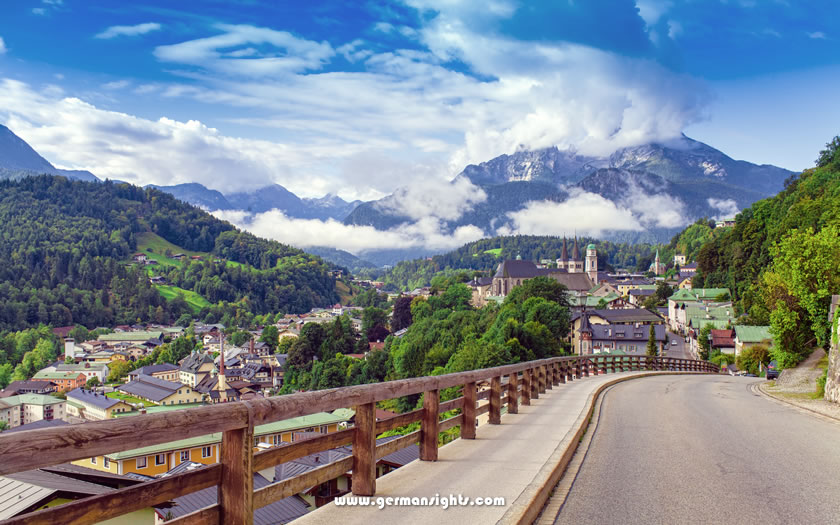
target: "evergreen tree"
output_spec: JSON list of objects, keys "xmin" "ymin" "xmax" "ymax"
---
[{"xmin": 646, "ymin": 325, "xmax": 658, "ymax": 357}]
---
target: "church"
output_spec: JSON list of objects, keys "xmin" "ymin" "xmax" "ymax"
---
[{"xmin": 491, "ymin": 237, "xmax": 597, "ymax": 298}]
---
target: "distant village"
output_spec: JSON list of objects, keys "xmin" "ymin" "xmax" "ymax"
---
[{"xmin": 0, "ymin": 236, "xmax": 772, "ymax": 522}]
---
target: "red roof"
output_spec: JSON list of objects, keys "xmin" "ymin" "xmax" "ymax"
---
[
  {"xmin": 711, "ymin": 329, "xmax": 735, "ymax": 347},
  {"xmin": 52, "ymin": 326, "xmax": 75, "ymax": 338},
  {"xmin": 368, "ymin": 341, "xmax": 386, "ymax": 351},
  {"xmin": 347, "ymin": 353, "xmax": 367, "ymax": 359}
]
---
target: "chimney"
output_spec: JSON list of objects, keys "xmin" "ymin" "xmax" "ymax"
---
[
  {"xmin": 64, "ymin": 338, "xmax": 75, "ymax": 360},
  {"xmin": 217, "ymin": 334, "xmax": 227, "ymax": 392}
]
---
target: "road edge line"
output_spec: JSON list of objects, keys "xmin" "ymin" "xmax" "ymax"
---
[{"xmin": 752, "ymin": 382, "xmax": 840, "ymax": 425}]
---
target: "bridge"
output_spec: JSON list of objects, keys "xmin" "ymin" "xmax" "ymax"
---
[{"xmin": 0, "ymin": 355, "xmax": 717, "ymax": 525}]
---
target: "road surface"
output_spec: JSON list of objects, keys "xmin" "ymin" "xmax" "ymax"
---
[
  {"xmin": 663, "ymin": 329, "xmax": 692, "ymax": 360},
  {"xmin": 555, "ymin": 375, "xmax": 840, "ymax": 524}
]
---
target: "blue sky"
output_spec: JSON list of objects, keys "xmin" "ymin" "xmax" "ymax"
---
[{"xmin": 0, "ymin": 1, "xmax": 838, "ymax": 252}]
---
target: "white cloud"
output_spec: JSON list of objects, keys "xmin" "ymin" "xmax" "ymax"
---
[
  {"xmin": 499, "ymin": 192, "xmax": 644, "ymax": 238},
  {"xmin": 153, "ymin": 24, "xmax": 334, "ymax": 76},
  {"xmin": 808, "ymin": 31, "xmax": 826, "ymax": 39},
  {"xmin": 636, "ymin": 0, "xmax": 672, "ymax": 27},
  {"xmin": 214, "ymin": 209, "xmax": 484, "ymax": 255},
  {"xmin": 95, "ymin": 22, "xmax": 162, "ymax": 40},
  {"xmin": 0, "ymin": 37, "xmax": 6, "ymax": 54},
  {"xmin": 375, "ymin": 177, "xmax": 486, "ymax": 221},
  {"xmin": 103, "ymin": 80, "xmax": 130, "ymax": 90},
  {"xmin": 707, "ymin": 197, "xmax": 739, "ymax": 219},
  {"xmin": 32, "ymin": 8, "xmax": 46, "ymax": 15}
]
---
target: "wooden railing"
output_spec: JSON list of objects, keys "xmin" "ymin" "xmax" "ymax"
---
[{"xmin": 0, "ymin": 354, "xmax": 718, "ymax": 525}]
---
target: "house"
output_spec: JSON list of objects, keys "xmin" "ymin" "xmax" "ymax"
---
[
  {"xmin": 674, "ymin": 254, "xmax": 686, "ymax": 266},
  {"xmin": 98, "ymin": 331, "xmax": 165, "ymax": 347},
  {"xmin": 149, "ymin": 276, "xmax": 167, "ymax": 285},
  {"xmin": 467, "ymin": 276, "xmax": 494, "ymax": 307},
  {"xmin": 128, "ymin": 363, "xmax": 180, "ymax": 383},
  {"xmin": 52, "ymin": 362, "xmax": 110, "ymax": 383},
  {"xmin": 171, "ymin": 253, "xmax": 185, "ymax": 260},
  {"xmin": 734, "ymin": 326, "xmax": 773, "ymax": 356},
  {"xmin": 627, "ymin": 287, "xmax": 657, "ymax": 306},
  {"xmin": 75, "ymin": 411, "xmax": 352, "ymax": 476},
  {"xmin": 0, "ymin": 399, "xmax": 19, "ymax": 430},
  {"xmin": 570, "ymin": 308, "xmax": 664, "ymax": 352},
  {"xmin": 710, "ymin": 329, "xmax": 736, "ymax": 355},
  {"xmin": 679, "ymin": 262, "xmax": 698, "ymax": 279},
  {"xmin": 0, "ymin": 394, "xmax": 66, "ymax": 427},
  {"xmin": 179, "ymin": 352, "xmax": 216, "ymax": 387},
  {"xmin": 31, "ymin": 371, "xmax": 87, "ymax": 392},
  {"xmin": 0, "ymin": 380, "xmax": 56, "ymax": 398},
  {"xmin": 575, "ymin": 314, "xmax": 667, "ymax": 355},
  {"xmin": 0, "ymin": 464, "xmax": 149, "ymax": 521},
  {"xmin": 66, "ymin": 388, "xmax": 133, "ymax": 420},
  {"xmin": 118, "ymin": 375, "xmax": 203, "ymax": 406},
  {"xmin": 667, "ymin": 288, "xmax": 731, "ymax": 331},
  {"xmin": 82, "ymin": 350, "xmax": 114, "ymax": 364},
  {"xmin": 132, "ymin": 253, "xmax": 148, "ymax": 263}
]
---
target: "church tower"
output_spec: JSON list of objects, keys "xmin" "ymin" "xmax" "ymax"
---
[
  {"xmin": 557, "ymin": 237, "xmax": 569, "ymax": 271},
  {"xmin": 569, "ymin": 236, "xmax": 583, "ymax": 273},
  {"xmin": 585, "ymin": 243, "xmax": 598, "ymax": 283}
]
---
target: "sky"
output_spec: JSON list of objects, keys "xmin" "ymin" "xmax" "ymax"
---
[{"xmin": 0, "ymin": 0, "xmax": 838, "ymax": 254}]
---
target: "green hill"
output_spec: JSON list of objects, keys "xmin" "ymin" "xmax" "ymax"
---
[
  {"xmin": 688, "ymin": 136, "xmax": 840, "ymax": 366},
  {"xmin": 0, "ymin": 175, "xmax": 339, "ymax": 330}
]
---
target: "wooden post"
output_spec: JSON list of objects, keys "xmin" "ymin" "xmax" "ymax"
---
[
  {"xmin": 352, "ymin": 402, "xmax": 376, "ymax": 496},
  {"xmin": 552, "ymin": 362, "xmax": 560, "ymax": 386},
  {"xmin": 219, "ymin": 425, "xmax": 253, "ymax": 525},
  {"xmin": 420, "ymin": 389, "xmax": 440, "ymax": 461},
  {"xmin": 521, "ymin": 369, "xmax": 531, "ymax": 406},
  {"xmin": 545, "ymin": 364, "xmax": 553, "ymax": 390},
  {"xmin": 489, "ymin": 376, "xmax": 502, "ymax": 424},
  {"xmin": 539, "ymin": 365, "xmax": 548, "ymax": 393},
  {"xmin": 558, "ymin": 362, "xmax": 566, "ymax": 384},
  {"xmin": 531, "ymin": 368, "xmax": 540, "ymax": 400},
  {"xmin": 507, "ymin": 373, "xmax": 519, "ymax": 414},
  {"xmin": 461, "ymin": 382, "xmax": 477, "ymax": 439}
]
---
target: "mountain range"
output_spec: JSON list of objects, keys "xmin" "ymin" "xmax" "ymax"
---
[{"xmin": 0, "ymin": 123, "xmax": 795, "ymax": 267}]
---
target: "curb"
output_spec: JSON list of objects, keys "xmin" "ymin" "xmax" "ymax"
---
[
  {"xmin": 753, "ymin": 382, "xmax": 840, "ymax": 425},
  {"xmin": 500, "ymin": 371, "xmax": 716, "ymax": 525}
]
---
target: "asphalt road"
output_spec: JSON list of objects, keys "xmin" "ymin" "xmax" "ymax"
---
[
  {"xmin": 663, "ymin": 330, "xmax": 692, "ymax": 360},
  {"xmin": 555, "ymin": 375, "xmax": 840, "ymax": 525}
]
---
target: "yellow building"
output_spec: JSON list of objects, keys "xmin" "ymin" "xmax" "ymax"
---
[
  {"xmin": 118, "ymin": 375, "xmax": 203, "ymax": 406},
  {"xmin": 75, "ymin": 411, "xmax": 351, "ymax": 476},
  {"xmin": 66, "ymin": 388, "xmax": 134, "ymax": 421}
]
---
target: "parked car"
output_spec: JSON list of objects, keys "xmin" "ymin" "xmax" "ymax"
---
[
  {"xmin": 766, "ymin": 360, "xmax": 780, "ymax": 380},
  {"xmin": 671, "ymin": 340, "xmax": 678, "ymax": 346}
]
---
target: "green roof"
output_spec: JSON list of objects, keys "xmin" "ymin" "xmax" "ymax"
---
[
  {"xmin": 331, "ymin": 408, "xmax": 355, "ymax": 420},
  {"xmin": 33, "ymin": 371, "xmax": 83, "ymax": 380},
  {"xmin": 587, "ymin": 243, "xmax": 596, "ymax": 250},
  {"xmin": 688, "ymin": 318, "xmax": 730, "ymax": 329},
  {"xmin": 1, "ymin": 394, "xmax": 65, "ymax": 407},
  {"xmin": 669, "ymin": 288, "xmax": 731, "ymax": 302},
  {"xmin": 98, "ymin": 331, "xmax": 164, "ymax": 342},
  {"xmin": 113, "ymin": 403, "xmax": 207, "ymax": 417},
  {"xmin": 735, "ymin": 325, "xmax": 773, "ymax": 343},
  {"xmin": 105, "ymin": 410, "xmax": 353, "ymax": 459}
]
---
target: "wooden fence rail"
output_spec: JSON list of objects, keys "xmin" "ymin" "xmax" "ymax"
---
[{"xmin": 0, "ymin": 354, "xmax": 718, "ymax": 525}]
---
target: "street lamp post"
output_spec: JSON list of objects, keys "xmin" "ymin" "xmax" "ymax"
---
[{"xmin": 707, "ymin": 331, "xmax": 713, "ymax": 365}]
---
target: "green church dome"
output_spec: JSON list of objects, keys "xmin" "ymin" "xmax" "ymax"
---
[{"xmin": 587, "ymin": 244, "xmax": 596, "ymax": 250}]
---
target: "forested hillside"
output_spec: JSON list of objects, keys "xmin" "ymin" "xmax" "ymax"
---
[
  {"xmin": 376, "ymin": 235, "xmax": 674, "ymax": 291},
  {"xmin": 0, "ymin": 175, "xmax": 339, "ymax": 330},
  {"xmin": 692, "ymin": 137, "xmax": 840, "ymax": 366}
]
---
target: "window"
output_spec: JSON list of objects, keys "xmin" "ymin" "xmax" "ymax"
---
[
  {"xmin": 202, "ymin": 446, "xmax": 212, "ymax": 458},
  {"xmin": 320, "ymin": 425, "xmax": 328, "ymax": 434},
  {"xmin": 104, "ymin": 457, "xmax": 110, "ymax": 469},
  {"xmin": 155, "ymin": 454, "xmax": 166, "ymax": 466},
  {"xmin": 137, "ymin": 457, "xmax": 147, "ymax": 469},
  {"xmin": 91, "ymin": 457, "xmax": 97, "ymax": 465},
  {"xmin": 273, "ymin": 435, "xmax": 282, "ymax": 445},
  {"xmin": 180, "ymin": 451, "xmax": 189, "ymax": 462}
]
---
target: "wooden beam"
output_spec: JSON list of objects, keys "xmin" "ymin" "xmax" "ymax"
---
[
  {"xmin": 420, "ymin": 389, "xmax": 440, "ymax": 461},
  {"xmin": 507, "ymin": 372, "xmax": 519, "ymax": 414},
  {"xmin": 0, "ymin": 404, "xmax": 250, "ymax": 476},
  {"xmin": 375, "ymin": 408, "xmax": 422, "ymax": 434},
  {"xmin": 253, "ymin": 457, "xmax": 354, "ymax": 509},
  {"xmin": 375, "ymin": 431, "xmax": 420, "ymax": 460},
  {"xmin": 352, "ymin": 402, "xmax": 376, "ymax": 496},
  {"xmin": 252, "ymin": 429, "xmax": 354, "ymax": 472},
  {"xmin": 219, "ymin": 426, "xmax": 253, "ymax": 525},
  {"xmin": 1, "ymin": 464, "xmax": 221, "ymax": 525},
  {"xmin": 439, "ymin": 413, "xmax": 464, "ymax": 432},
  {"xmin": 461, "ymin": 382, "xmax": 476, "ymax": 440},
  {"xmin": 489, "ymin": 376, "xmax": 502, "ymax": 425},
  {"xmin": 167, "ymin": 505, "xmax": 220, "ymax": 525}
]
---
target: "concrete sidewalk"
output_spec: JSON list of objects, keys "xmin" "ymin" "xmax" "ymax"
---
[{"xmin": 293, "ymin": 370, "xmax": 667, "ymax": 525}]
